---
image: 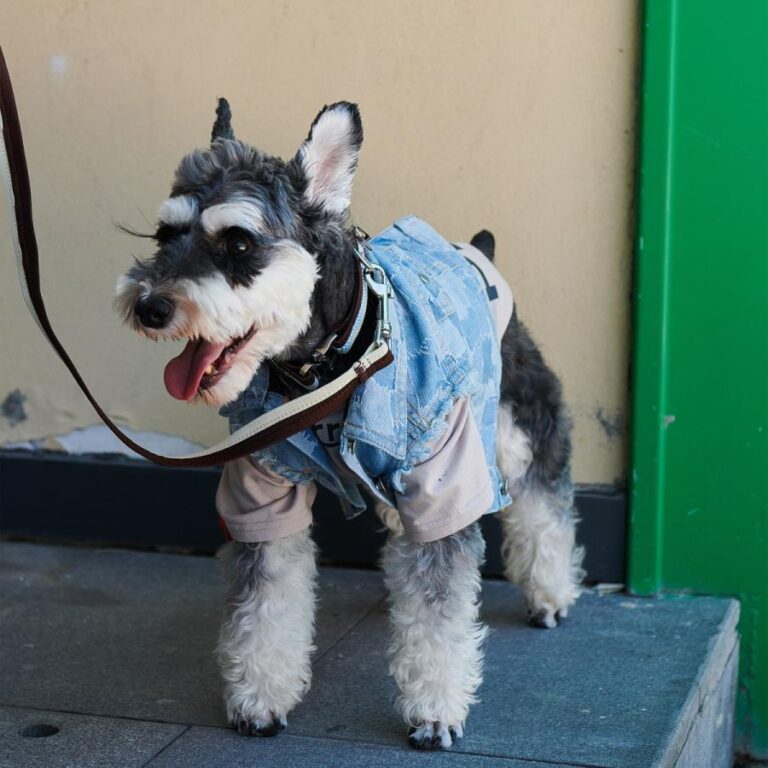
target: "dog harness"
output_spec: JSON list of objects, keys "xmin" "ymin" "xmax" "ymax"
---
[{"xmin": 220, "ymin": 216, "xmax": 514, "ymax": 538}]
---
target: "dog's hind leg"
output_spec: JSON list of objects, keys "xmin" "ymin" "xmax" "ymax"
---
[
  {"xmin": 498, "ymin": 480, "xmax": 584, "ymax": 628},
  {"xmin": 496, "ymin": 310, "xmax": 585, "ymax": 629},
  {"xmin": 496, "ymin": 403, "xmax": 584, "ymax": 628},
  {"xmin": 382, "ymin": 522, "xmax": 487, "ymax": 750},
  {"xmin": 217, "ymin": 529, "xmax": 317, "ymax": 736}
]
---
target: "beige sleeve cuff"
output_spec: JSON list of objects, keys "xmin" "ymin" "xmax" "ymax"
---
[
  {"xmin": 216, "ymin": 456, "xmax": 315, "ymax": 543},
  {"xmin": 395, "ymin": 397, "xmax": 494, "ymax": 543}
]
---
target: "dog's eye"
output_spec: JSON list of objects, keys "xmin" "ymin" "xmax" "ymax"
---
[{"xmin": 225, "ymin": 229, "xmax": 252, "ymax": 257}]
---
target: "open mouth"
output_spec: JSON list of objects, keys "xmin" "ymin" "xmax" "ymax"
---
[{"xmin": 163, "ymin": 326, "xmax": 257, "ymax": 401}]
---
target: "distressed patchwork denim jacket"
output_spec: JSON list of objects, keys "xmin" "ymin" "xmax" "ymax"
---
[{"xmin": 220, "ymin": 216, "xmax": 511, "ymax": 518}]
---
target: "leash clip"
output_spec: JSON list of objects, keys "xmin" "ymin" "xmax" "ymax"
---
[
  {"xmin": 355, "ymin": 237, "xmax": 392, "ymax": 348},
  {"xmin": 366, "ymin": 265, "xmax": 392, "ymax": 347}
]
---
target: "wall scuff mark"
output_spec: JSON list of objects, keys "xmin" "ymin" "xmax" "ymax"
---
[
  {"xmin": 595, "ymin": 407, "xmax": 625, "ymax": 440},
  {"xmin": 1, "ymin": 390, "xmax": 27, "ymax": 427}
]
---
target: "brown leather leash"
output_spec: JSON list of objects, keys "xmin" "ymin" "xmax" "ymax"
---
[{"xmin": 0, "ymin": 47, "xmax": 393, "ymax": 468}]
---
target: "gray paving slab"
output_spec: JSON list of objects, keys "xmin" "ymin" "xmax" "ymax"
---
[
  {"xmin": 0, "ymin": 706, "xmax": 184, "ymax": 768},
  {"xmin": 0, "ymin": 542, "xmax": 738, "ymax": 767},
  {"xmin": 146, "ymin": 726, "xmax": 567, "ymax": 768},
  {"xmin": 290, "ymin": 581, "xmax": 738, "ymax": 768},
  {"xmin": 0, "ymin": 542, "xmax": 385, "ymax": 726}
]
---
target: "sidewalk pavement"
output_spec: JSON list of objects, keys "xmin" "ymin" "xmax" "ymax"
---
[{"xmin": 0, "ymin": 542, "xmax": 738, "ymax": 767}]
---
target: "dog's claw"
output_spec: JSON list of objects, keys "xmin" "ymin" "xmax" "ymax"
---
[
  {"xmin": 408, "ymin": 721, "xmax": 461, "ymax": 750},
  {"xmin": 231, "ymin": 711, "xmax": 286, "ymax": 738}
]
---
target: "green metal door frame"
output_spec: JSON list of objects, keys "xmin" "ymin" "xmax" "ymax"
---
[{"xmin": 629, "ymin": 0, "xmax": 768, "ymax": 756}]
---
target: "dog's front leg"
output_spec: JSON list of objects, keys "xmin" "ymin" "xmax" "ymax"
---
[
  {"xmin": 217, "ymin": 529, "xmax": 317, "ymax": 736},
  {"xmin": 382, "ymin": 521, "xmax": 487, "ymax": 750}
]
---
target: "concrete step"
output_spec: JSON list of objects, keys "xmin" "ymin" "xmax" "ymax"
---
[{"xmin": 0, "ymin": 542, "xmax": 738, "ymax": 767}]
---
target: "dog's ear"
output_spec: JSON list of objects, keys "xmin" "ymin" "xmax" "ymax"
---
[
  {"xmin": 294, "ymin": 102, "xmax": 362, "ymax": 215},
  {"xmin": 211, "ymin": 97, "xmax": 235, "ymax": 144}
]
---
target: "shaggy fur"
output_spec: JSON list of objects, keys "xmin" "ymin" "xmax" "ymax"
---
[
  {"xmin": 496, "ymin": 320, "xmax": 585, "ymax": 628},
  {"xmin": 115, "ymin": 99, "xmax": 584, "ymax": 750},
  {"xmin": 382, "ymin": 523, "xmax": 487, "ymax": 749},
  {"xmin": 217, "ymin": 531, "xmax": 318, "ymax": 735}
]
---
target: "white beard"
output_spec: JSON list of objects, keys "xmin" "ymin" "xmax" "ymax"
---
[{"xmin": 115, "ymin": 240, "xmax": 319, "ymax": 407}]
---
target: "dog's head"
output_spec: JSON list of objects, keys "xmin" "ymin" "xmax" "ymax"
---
[{"xmin": 115, "ymin": 100, "xmax": 363, "ymax": 407}]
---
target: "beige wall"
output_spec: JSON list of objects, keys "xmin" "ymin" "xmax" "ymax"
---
[{"xmin": 0, "ymin": 0, "xmax": 637, "ymax": 484}]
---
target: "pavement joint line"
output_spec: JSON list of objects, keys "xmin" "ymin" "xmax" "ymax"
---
[
  {"xmin": 0, "ymin": 702, "xmax": 207, "ymax": 729},
  {"xmin": 0, "ymin": 701, "xmax": 606, "ymax": 767},
  {"xmin": 312, "ymin": 593, "xmax": 388, "ymax": 664},
  {"xmin": 140, "ymin": 724, "xmax": 191, "ymax": 768},
  {"xmin": 261, "ymin": 729, "xmax": 611, "ymax": 768}
]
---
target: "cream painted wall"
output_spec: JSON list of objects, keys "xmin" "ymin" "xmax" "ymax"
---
[{"xmin": 0, "ymin": 0, "xmax": 637, "ymax": 484}]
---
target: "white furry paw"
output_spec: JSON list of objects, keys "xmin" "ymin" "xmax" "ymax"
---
[
  {"xmin": 408, "ymin": 721, "xmax": 463, "ymax": 750},
  {"xmin": 528, "ymin": 604, "xmax": 567, "ymax": 629},
  {"xmin": 525, "ymin": 580, "xmax": 580, "ymax": 629},
  {"xmin": 231, "ymin": 709, "xmax": 287, "ymax": 738}
]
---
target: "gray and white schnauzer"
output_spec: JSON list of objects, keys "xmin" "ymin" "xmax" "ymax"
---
[{"xmin": 115, "ymin": 100, "xmax": 584, "ymax": 750}]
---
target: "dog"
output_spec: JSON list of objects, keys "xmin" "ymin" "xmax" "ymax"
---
[{"xmin": 115, "ymin": 100, "xmax": 584, "ymax": 750}]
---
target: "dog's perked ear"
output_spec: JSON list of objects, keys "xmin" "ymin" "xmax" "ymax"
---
[
  {"xmin": 211, "ymin": 97, "xmax": 236, "ymax": 144},
  {"xmin": 293, "ymin": 102, "xmax": 363, "ymax": 215}
]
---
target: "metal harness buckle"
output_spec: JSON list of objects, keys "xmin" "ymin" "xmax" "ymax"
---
[{"xmin": 298, "ymin": 332, "xmax": 339, "ymax": 381}]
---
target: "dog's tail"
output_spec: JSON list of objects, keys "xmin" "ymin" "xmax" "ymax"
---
[{"xmin": 470, "ymin": 229, "xmax": 495, "ymax": 261}]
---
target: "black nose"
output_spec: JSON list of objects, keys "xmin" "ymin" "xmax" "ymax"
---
[{"xmin": 135, "ymin": 296, "xmax": 174, "ymax": 329}]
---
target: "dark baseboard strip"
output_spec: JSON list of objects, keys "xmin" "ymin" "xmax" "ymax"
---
[{"xmin": 0, "ymin": 450, "xmax": 626, "ymax": 583}]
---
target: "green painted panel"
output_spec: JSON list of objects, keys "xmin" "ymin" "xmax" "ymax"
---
[{"xmin": 630, "ymin": 0, "xmax": 768, "ymax": 756}]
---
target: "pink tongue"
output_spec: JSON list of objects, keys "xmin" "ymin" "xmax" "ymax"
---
[{"xmin": 164, "ymin": 338, "xmax": 228, "ymax": 401}]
